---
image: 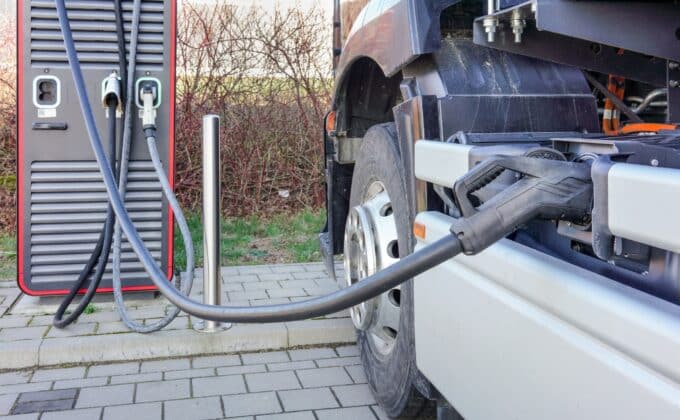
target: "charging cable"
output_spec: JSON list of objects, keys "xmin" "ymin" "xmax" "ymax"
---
[
  {"xmin": 55, "ymin": 0, "xmax": 590, "ymax": 325},
  {"xmin": 53, "ymin": 73, "xmax": 121, "ymax": 329}
]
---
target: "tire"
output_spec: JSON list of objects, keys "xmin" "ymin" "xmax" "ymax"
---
[{"xmin": 347, "ymin": 123, "xmax": 434, "ymax": 418}]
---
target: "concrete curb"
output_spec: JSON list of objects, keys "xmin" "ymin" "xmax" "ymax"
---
[{"xmin": 1, "ymin": 318, "xmax": 356, "ymax": 370}]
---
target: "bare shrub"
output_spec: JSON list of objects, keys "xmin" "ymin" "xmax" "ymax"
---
[
  {"xmin": 0, "ymin": 2, "xmax": 332, "ymax": 233},
  {"xmin": 0, "ymin": 15, "xmax": 16, "ymax": 233},
  {"xmin": 175, "ymin": 2, "xmax": 332, "ymax": 216}
]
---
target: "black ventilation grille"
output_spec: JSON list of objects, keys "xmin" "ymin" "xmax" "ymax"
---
[
  {"xmin": 29, "ymin": 160, "xmax": 164, "ymax": 285},
  {"xmin": 30, "ymin": 0, "xmax": 166, "ymax": 71}
]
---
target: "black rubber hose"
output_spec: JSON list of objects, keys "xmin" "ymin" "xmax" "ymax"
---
[
  {"xmin": 113, "ymin": 0, "xmax": 127, "ymax": 100},
  {"xmin": 53, "ymin": 0, "xmax": 127, "ymax": 329},
  {"xmin": 53, "ymin": 99, "xmax": 119, "ymax": 328},
  {"xmin": 56, "ymin": 0, "xmax": 463, "ymax": 323}
]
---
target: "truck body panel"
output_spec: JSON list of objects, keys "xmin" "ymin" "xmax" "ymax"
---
[{"xmin": 415, "ymin": 212, "xmax": 680, "ymax": 419}]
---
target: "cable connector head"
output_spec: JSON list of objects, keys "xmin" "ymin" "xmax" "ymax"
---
[
  {"xmin": 101, "ymin": 72, "xmax": 122, "ymax": 115},
  {"xmin": 135, "ymin": 77, "xmax": 161, "ymax": 128},
  {"xmin": 140, "ymin": 86, "xmax": 158, "ymax": 127},
  {"xmin": 450, "ymin": 155, "xmax": 593, "ymax": 255}
]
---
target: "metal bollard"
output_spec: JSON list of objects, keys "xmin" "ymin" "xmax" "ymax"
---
[{"xmin": 194, "ymin": 115, "xmax": 231, "ymax": 333}]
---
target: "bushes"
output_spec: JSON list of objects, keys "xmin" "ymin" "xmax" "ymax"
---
[
  {"xmin": 0, "ymin": 2, "xmax": 332, "ymax": 233},
  {"xmin": 0, "ymin": 15, "xmax": 16, "ymax": 233},
  {"xmin": 174, "ymin": 2, "xmax": 331, "ymax": 216}
]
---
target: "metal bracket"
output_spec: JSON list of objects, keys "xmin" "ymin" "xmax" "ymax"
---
[
  {"xmin": 333, "ymin": 136, "xmax": 362, "ymax": 164},
  {"xmin": 668, "ymin": 61, "xmax": 680, "ymax": 123},
  {"xmin": 473, "ymin": 0, "xmax": 676, "ymax": 86}
]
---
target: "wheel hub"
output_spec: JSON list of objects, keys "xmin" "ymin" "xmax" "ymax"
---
[{"xmin": 344, "ymin": 181, "xmax": 401, "ymax": 355}]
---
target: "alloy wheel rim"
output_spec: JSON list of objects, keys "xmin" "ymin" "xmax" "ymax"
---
[{"xmin": 344, "ymin": 181, "xmax": 401, "ymax": 355}]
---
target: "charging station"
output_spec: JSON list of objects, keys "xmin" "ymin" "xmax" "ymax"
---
[{"xmin": 17, "ymin": 0, "xmax": 176, "ymax": 296}]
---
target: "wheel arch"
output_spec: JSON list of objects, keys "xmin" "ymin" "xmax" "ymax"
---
[
  {"xmin": 333, "ymin": 56, "xmax": 403, "ymax": 138},
  {"xmin": 325, "ymin": 57, "xmax": 403, "ymax": 258}
]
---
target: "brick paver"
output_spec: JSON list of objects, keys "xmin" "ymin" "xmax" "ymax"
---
[
  {"xmin": 297, "ymin": 367, "xmax": 353, "ymax": 388},
  {"xmin": 278, "ymin": 387, "xmax": 339, "ymax": 411},
  {"xmin": 333, "ymin": 384, "xmax": 377, "ymax": 407},
  {"xmin": 41, "ymin": 407, "xmax": 101, "ymax": 420},
  {"xmin": 0, "ymin": 326, "xmax": 47, "ymax": 341},
  {"xmin": 242, "ymin": 350, "xmax": 289, "ymax": 365},
  {"xmin": 135, "ymin": 379, "xmax": 190, "ymax": 403},
  {"xmin": 0, "ymin": 394, "xmax": 17, "ymax": 416},
  {"xmin": 192, "ymin": 375, "xmax": 247, "ymax": 397},
  {"xmin": 0, "ymin": 345, "xmax": 388, "ymax": 419},
  {"xmin": 1, "ymin": 263, "xmax": 352, "ymax": 372},
  {"xmin": 222, "ymin": 391, "xmax": 282, "ymax": 417},
  {"xmin": 246, "ymin": 371, "xmax": 301, "ymax": 392},
  {"xmin": 75, "ymin": 384, "xmax": 134, "ymax": 409},
  {"xmin": 102, "ymin": 402, "xmax": 161, "ymax": 420},
  {"xmin": 0, "ymin": 264, "xmax": 384, "ymax": 418},
  {"xmin": 317, "ymin": 406, "xmax": 378, "ymax": 420}
]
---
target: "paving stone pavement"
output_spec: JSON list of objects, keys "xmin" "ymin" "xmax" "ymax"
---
[
  {"xmin": 0, "ymin": 346, "xmax": 397, "ymax": 420},
  {"xmin": 0, "ymin": 263, "xmax": 356, "ymax": 370}
]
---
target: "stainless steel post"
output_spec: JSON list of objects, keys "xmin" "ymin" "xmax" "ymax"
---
[{"xmin": 194, "ymin": 115, "xmax": 231, "ymax": 332}]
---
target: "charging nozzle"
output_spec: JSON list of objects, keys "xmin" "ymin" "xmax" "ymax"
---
[
  {"xmin": 136, "ymin": 78, "xmax": 161, "ymax": 134},
  {"xmin": 450, "ymin": 155, "xmax": 593, "ymax": 255},
  {"xmin": 101, "ymin": 72, "xmax": 122, "ymax": 113},
  {"xmin": 140, "ymin": 85, "xmax": 157, "ymax": 128}
]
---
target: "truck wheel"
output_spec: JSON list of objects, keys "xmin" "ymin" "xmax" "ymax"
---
[{"xmin": 344, "ymin": 123, "xmax": 433, "ymax": 418}]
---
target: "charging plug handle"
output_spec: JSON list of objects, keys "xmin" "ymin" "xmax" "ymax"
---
[{"xmin": 450, "ymin": 156, "xmax": 593, "ymax": 255}]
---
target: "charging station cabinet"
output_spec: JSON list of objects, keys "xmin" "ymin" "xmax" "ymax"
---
[{"xmin": 17, "ymin": 0, "xmax": 176, "ymax": 295}]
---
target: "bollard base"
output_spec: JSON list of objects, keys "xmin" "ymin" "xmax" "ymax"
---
[{"xmin": 193, "ymin": 320, "xmax": 233, "ymax": 333}]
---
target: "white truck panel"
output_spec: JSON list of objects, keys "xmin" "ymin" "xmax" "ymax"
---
[
  {"xmin": 609, "ymin": 163, "xmax": 680, "ymax": 253},
  {"xmin": 414, "ymin": 140, "xmax": 472, "ymax": 187},
  {"xmin": 414, "ymin": 212, "xmax": 680, "ymax": 420}
]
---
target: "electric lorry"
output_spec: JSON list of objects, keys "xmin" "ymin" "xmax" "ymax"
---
[
  {"xmin": 320, "ymin": 1, "xmax": 680, "ymax": 418},
  {"xmin": 17, "ymin": 1, "xmax": 680, "ymax": 418}
]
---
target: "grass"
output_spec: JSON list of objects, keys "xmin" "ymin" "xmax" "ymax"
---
[
  {"xmin": 0, "ymin": 235, "xmax": 15, "ymax": 280},
  {"xmin": 174, "ymin": 208, "xmax": 326, "ymax": 270},
  {"xmin": 0, "ymin": 209, "xmax": 326, "ymax": 281}
]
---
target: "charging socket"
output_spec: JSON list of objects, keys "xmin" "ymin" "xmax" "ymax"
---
[
  {"xmin": 135, "ymin": 77, "xmax": 162, "ymax": 109},
  {"xmin": 33, "ymin": 76, "xmax": 61, "ymax": 110}
]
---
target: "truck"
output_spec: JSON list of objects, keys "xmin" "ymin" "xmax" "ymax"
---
[
  {"xmin": 17, "ymin": 0, "xmax": 680, "ymax": 418},
  {"xmin": 320, "ymin": 1, "xmax": 680, "ymax": 418}
]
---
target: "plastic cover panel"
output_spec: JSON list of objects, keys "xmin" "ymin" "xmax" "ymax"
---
[
  {"xmin": 608, "ymin": 163, "xmax": 680, "ymax": 254},
  {"xmin": 29, "ymin": 161, "xmax": 163, "ymax": 286},
  {"xmin": 414, "ymin": 212, "xmax": 680, "ymax": 419},
  {"xmin": 30, "ymin": 0, "xmax": 165, "ymax": 70},
  {"xmin": 414, "ymin": 140, "xmax": 472, "ymax": 187}
]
